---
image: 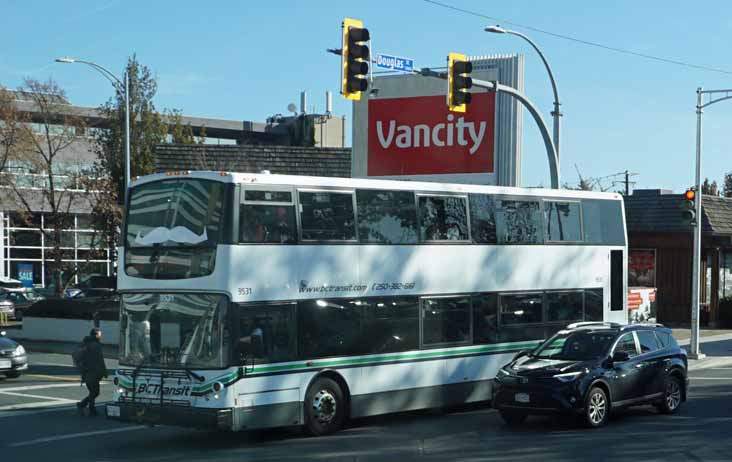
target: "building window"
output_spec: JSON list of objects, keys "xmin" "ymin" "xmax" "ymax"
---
[{"xmin": 629, "ymin": 249, "xmax": 656, "ymax": 287}]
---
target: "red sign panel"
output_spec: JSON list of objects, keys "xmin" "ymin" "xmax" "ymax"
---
[{"xmin": 367, "ymin": 93, "xmax": 495, "ymax": 176}]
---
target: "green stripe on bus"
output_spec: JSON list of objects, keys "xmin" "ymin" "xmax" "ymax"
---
[
  {"xmin": 116, "ymin": 340, "xmax": 541, "ymax": 392},
  {"xmin": 248, "ymin": 340, "xmax": 541, "ymax": 375}
]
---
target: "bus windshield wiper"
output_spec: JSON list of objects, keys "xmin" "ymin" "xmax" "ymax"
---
[{"xmin": 181, "ymin": 367, "xmax": 205, "ymax": 383}]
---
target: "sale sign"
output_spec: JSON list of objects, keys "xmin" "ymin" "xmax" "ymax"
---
[{"xmin": 367, "ymin": 93, "xmax": 495, "ymax": 176}]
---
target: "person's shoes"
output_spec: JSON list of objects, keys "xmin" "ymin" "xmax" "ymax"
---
[{"xmin": 76, "ymin": 402, "xmax": 86, "ymax": 416}]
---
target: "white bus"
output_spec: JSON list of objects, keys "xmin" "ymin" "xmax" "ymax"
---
[{"xmin": 107, "ymin": 171, "xmax": 627, "ymax": 435}]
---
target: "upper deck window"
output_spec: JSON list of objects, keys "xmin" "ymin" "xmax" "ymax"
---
[
  {"xmin": 496, "ymin": 200, "xmax": 543, "ymax": 244},
  {"xmin": 356, "ymin": 190, "xmax": 418, "ymax": 244},
  {"xmin": 240, "ymin": 189, "xmax": 296, "ymax": 244},
  {"xmin": 126, "ymin": 179, "xmax": 225, "ymax": 248},
  {"xmin": 469, "ymin": 194, "xmax": 497, "ymax": 244},
  {"xmin": 299, "ymin": 191, "xmax": 357, "ymax": 241},
  {"xmin": 418, "ymin": 195, "xmax": 469, "ymax": 242},
  {"xmin": 544, "ymin": 201, "xmax": 583, "ymax": 242},
  {"xmin": 124, "ymin": 179, "xmax": 226, "ymax": 279},
  {"xmin": 582, "ymin": 199, "xmax": 626, "ymax": 246}
]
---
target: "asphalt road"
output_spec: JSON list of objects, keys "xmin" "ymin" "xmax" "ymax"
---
[{"xmin": 2, "ymin": 353, "xmax": 732, "ymax": 462}]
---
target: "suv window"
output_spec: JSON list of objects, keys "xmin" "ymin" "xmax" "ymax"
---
[
  {"xmin": 614, "ymin": 333, "xmax": 639, "ymax": 358},
  {"xmin": 636, "ymin": 330, "xmax": 660, "ymax": 353},
  {"xmin": 655, "ymin": 331, "xmax": 679, "ymax": 349}
]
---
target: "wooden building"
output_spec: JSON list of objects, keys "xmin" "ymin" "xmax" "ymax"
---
[{"xmin": 625, "ymin": 189, "xmax": 732, "ymax": 327}]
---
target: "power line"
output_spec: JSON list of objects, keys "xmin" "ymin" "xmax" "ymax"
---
[{"xmin": 422, "ymin": 0, "xmax": 732, "ymax": 75}]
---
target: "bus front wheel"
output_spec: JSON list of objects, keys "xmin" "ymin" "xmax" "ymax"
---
[{"xmin": 305, "ymin": 377, "xmax": 345, "ymax": 436}]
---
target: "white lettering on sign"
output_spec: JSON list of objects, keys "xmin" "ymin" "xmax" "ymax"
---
[{"xmin": 375, "ymin": 114, "xmax": 487, "ymax": 155}]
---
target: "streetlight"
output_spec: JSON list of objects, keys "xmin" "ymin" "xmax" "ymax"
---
[
  {"xmin": 485, "ymin": 25, "xmax": 562, "ymax": 177},
  {"xmin": 688, "ymin": 87, "xmax": 732, "ymax": 359},
  {"xmin": 55, "ymin": 57, "xmax": 130, "ymax": 204}
]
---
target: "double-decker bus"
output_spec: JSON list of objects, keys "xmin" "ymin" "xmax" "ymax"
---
[{"xmin": 107, "ymin": 171, "xmax": 627, "ymax": 435}]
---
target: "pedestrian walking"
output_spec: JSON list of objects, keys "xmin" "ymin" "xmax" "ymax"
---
[{"xmin": 76, "ymin": 327, "xmax": 107, "ymax": 416}]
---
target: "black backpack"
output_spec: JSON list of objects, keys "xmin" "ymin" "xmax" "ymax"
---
[{"xmin": 72, "ymin": 343, "xmax": 87, "ymax": 371}]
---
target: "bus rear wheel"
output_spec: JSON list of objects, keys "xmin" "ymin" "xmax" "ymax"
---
[{"xmin": 305, "ymin": 377, "xmax": 345, "ymax": 436}]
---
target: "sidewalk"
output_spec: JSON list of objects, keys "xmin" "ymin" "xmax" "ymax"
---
[
  {"xmin": 18, "ymin": 338, "xmax": 119, "ymax": 360},
  {"xmin": 673, "ymin": 329, "xmax": 732, "ymax": 370}
]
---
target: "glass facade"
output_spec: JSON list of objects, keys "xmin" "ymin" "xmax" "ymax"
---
[{"xmin": 1, "ymin": 212, "xmax": 112, "ymax": 288}]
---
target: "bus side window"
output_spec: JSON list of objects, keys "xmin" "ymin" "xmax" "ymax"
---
[{"xmin": 236, "ymin": 304, "xmax": 297, "ymax": 364}]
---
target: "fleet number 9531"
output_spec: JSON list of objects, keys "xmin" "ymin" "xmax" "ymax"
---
[{"xmin": 238, "ymin": 288, "xmax": 253, "ymax": 296}]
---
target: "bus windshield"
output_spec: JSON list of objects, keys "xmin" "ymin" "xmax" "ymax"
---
[{"xmin": 119, "ymin": 293, "xmax": 230, "ymax": 369}]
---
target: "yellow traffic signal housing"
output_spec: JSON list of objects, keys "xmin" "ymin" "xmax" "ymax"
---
[
  {"xmin": 342, "ymin": 18, "xmax": 370, "ymax": 101},
  {"xmin": 447, "ymin": 52, "xmax": 473, "ymax": 112},
  {"xmin": 681, "ymin": 188, "xmax": 697, "ymax": 225}
]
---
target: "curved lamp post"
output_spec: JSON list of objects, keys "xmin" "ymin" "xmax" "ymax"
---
[
  {"xmin": 55, "ymin": 57, "xmax": 130, "ymax": 203},
  {"xmin": 485, "ymin": 25, "xmax": 562, "ymax": 171},
  {"xmin": 688, "ymin": 87, "xmax": 732, "ymax": 359}
]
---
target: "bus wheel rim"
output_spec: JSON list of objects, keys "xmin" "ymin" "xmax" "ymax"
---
[{"xmin": 312, "ymin": 389, "xmax": 337, "ymax": 424}]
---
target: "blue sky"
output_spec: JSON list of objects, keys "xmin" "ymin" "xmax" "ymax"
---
[{"xmin": 2, "ymin": 0, "xmax": 732, "ymax": 192}]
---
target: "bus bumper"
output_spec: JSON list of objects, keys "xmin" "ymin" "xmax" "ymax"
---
[{"xmin": 106, "ymin": 403, "xmax": 233, "ymax": 431}]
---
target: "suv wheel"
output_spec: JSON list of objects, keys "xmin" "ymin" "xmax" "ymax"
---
[
  {"xmin": 583, "ymin": 387, "xmax": 609, "ymax": 428},
  {"xmin": 657, "ymin": 375, "xmax": 683, "ymax": 414},
  {"xmin": 499, "ymin": 409, "xmax": 528, "ymax": 425}
]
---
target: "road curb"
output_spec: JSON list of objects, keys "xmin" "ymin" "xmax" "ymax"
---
[{"xmin": 688, "ymin": 356, "xmax": 732, "ymax": 371}]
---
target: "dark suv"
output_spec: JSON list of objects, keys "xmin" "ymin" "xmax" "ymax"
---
[{"xmin": 493, "ymin": 322, "xmax": 688, "ymax": 428}]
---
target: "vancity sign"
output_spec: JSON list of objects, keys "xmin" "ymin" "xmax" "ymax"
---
[{"xmin": 367, "ymin": 92, "xmax": 495, "ymax": 176}]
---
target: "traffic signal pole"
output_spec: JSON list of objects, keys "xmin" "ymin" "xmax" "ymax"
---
[
  {"xmin": 689, "ymin": 86, "xmax": 732, "ymax": 358},
  {"xmin": 690, "ymin": 88, "xmax": 704, "ymax": 359},
  {"xmin": 421, "ymin": 68, "xmax": 559, "ymax": 188}
]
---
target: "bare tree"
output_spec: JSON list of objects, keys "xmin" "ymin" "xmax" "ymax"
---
[
  {"xmin": 11, "ymin": 78, "xmax": 87, "ymax": 296},
  {"xmin": 0, "ymin": 86, "xmax": 29, "ymax": 179}
]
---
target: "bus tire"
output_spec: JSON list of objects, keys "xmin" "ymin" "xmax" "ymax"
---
[{"xmin": 304, "ymin": 376, "xmax": 345, "ymax": 436}]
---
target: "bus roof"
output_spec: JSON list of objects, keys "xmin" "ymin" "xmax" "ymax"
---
[{"xmin": 131, "ymin": 171, "xmax": 623, "ymax": 202}]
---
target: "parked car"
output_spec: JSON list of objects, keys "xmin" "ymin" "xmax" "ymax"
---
[
  {"xmin": 0, "ymin": 277, "xmax": 22, "ymax": 289},
  {"xmin": 0, "ymin": 330, "xmax": 27, "ymax": 378},
  {"xmin": 64, "ymin": 276, "xmax": 116, "ymax": 299},
  {"xmin": 0, "ymin": 298, "xmax": 16, "ymax": 322},
  {"xmin": 492, "ymin": 322, "xmax": 688, "ymax": 428},
  {"xmin": 0, "ymin": 288, "xmax": 46, "ymax": 320}
]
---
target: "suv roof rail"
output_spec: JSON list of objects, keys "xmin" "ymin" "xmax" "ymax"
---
[
  {"xmin": 622, "ymin": 322, "xmax": 665, "ymax": 329},
  {"xmin": 566, "ymin": 321, "xmax": 623, "ymax": 329}
]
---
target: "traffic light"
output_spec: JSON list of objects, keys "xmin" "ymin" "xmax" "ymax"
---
[
  {"xmin": 681, "ymin": 188, "xmax": 697, "ymax": 225},
  {"xmin": 447, "ymin": 52, "xmax": 473, "ymax": 112},
  {"xmin": 341, "ymin": 18, "xmax": 370, "ymax": 101}
]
